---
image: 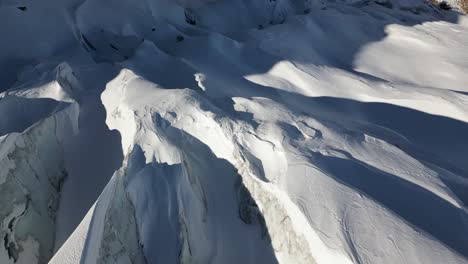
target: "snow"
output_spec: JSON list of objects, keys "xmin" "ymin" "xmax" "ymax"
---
[{"xmin": 1, "ymin": 0, "xmax": 468, "ymax": 263}]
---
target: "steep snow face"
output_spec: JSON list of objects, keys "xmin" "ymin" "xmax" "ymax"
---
[
  {"xmin": 2, "ymin": 0, "xmax": 468, "ymax": 263},
  {"xmin": 0, "ymin": 102, "xmax": 78, "ymax": 264},
  {"xmin": 0, "ymin": 61, "xmax": 82, "ymax": 264}
]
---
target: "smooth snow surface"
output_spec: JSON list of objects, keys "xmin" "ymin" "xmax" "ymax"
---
[{"xmin": 1, "ymin": 0, "xmax": 468, "ymax": 263}]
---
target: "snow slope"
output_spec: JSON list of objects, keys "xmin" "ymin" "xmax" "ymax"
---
[{"xmin": 1, "ymin": 0, "xmax": 468, "ymax": 263}]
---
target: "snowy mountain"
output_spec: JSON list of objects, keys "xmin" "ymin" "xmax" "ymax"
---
[{"xmin": 1, "ymin": 0, "xmax": 468, "ymax": 263}]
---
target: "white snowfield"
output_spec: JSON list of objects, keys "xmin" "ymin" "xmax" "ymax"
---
[{"xmin": 1, "ymin": 0, "xmax": 468, "ymax": 263}]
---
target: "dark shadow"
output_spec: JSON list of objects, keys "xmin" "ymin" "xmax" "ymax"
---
[
  {"xmin": 56, "ymin": 92, "xmax": 123, "ymax": 249},
  {"xmin": 0, "ymin": 96, "xmax": 69, "ymax": 136},
  {"xmin": 311, "ymin": 97, "xmax": 468, "ymax": 174},
  {"xmin": 0, "ymin": 58, "xmax": 32, "ymax": 92}
]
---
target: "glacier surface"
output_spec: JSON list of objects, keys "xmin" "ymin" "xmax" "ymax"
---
[{"xmin": 1, "ymin": 0, "xmax": 468, "ymax": 263}]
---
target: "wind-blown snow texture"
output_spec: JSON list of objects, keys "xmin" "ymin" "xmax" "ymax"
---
[{"xmin": 1, "ymin": 0, "xmax": 468, "ymax": 263}]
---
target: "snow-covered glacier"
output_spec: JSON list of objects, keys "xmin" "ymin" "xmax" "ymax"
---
[{"xmin": 1, "ymin": 0, "xmax": 468, "ymax": 263}]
